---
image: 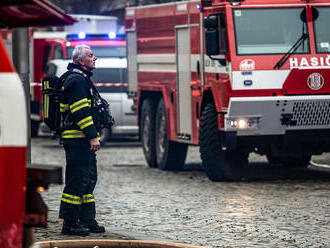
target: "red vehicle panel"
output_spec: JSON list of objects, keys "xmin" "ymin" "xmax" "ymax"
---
[
  {"xmin": 0, "ymin": 1, "xmax": 72, "ymax": 247},
  {"xmin": 126, "ymin": 0, "xmax": 330, "ymax": 181}
]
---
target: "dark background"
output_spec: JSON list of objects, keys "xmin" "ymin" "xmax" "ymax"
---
[{"xmin": 49, "ymin": 0, "xmax": 185, "ymax": 27}]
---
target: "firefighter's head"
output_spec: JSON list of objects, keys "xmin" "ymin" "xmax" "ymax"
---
[{"xmin": 72, "ymin": 44, "xmax": 97, "ymax": 71}]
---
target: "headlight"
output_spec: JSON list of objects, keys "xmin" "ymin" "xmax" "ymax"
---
[{"xmin": 226, "ymin": 116, "xmax": 260, "ymax": 130}]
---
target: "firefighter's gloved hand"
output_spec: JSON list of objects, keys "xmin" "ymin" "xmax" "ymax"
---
[{"xmin": 90, "ymin": 138, "xmax": 100, "ymax": 152}]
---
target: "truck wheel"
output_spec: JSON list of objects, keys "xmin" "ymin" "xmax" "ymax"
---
[
  {"xmin": 199, "ymin": 103, "xmax": 248, "ymax": 181},
  {"xmin": 155, "ymin": 98, "xmax": 187, "ymax": 170},
  {"xmin": 267, "ymin": 154, "xmax": 311, "ymax": 168},
  {"xmin": 100, "ymin": 128, "xmax": 111, "ymax": 146},
  {"xmin": 140, "ymin": 98, "xmax": 157, "ymax": 168},
  {"xmin": 31, "ymin": 120, "xmax": 39, "ymax": 137}
]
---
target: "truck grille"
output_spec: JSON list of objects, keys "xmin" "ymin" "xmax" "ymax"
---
[{"xmin": 292, "ymin": 101, "xmax": 330, "ymax": 126}]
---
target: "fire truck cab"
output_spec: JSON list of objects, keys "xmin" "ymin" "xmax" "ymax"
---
[{"xmin": 126, "ymin": 0, "xmax": 330, "ymax": 181}]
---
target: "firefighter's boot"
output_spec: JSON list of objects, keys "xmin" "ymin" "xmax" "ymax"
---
[
  {"xmin": 61, "ymin": 221, "xmax": 90, "ymax": 236},
  {"xmin": 81, "ymin": 219, "xmax": 105, "ymax": 233}
]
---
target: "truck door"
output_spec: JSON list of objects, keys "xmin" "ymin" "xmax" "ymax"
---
[
  {"xmin": 126, "ymin": 30, "xmax": 137, "ymax": 98},
  {"xmin": 176, "ymin": 26, "xmax": 192, "ymax": 142}
]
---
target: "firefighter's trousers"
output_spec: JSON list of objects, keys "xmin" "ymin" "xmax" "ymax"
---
[{"xmin": 59, "ymin": 139, "xmax": 97, "ymax": 222}]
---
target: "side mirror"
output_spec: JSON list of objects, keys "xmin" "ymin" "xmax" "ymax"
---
[
  {"xmin": 204, "ymin": 17, "xmax": 220, "ymax": 56},
  {"xmin": 204, "ymin": 17, "xmax": 218, "ymax": 29},
  {"xmin": 205, "ymin": 29, "xmax": 220, "ymax": 55},
  {"xmin": 300, "ymin": 9, "xmax": 307, "ymax": 23},
  {"xmin": 300, "ymin": 8, "xmax": 318, "ymax": 23}
]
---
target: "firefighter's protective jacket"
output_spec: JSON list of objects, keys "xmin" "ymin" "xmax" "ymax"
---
[{"xmin": 60, "ymin": 63, "xmax": 99, "ymax": 140}]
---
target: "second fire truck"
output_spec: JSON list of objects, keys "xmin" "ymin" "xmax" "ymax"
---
[{"xmin": 126, "ymin": 0, "xmax": 330, "ymax": 181}]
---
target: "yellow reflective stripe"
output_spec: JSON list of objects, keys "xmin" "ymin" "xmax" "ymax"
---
[
  {"xmin": 62, "ymin": 193, "xmax": 81, "ymax": 200},
  {"xmin": 60, "ymin": 103, "xmax": 69, "ymax": 113},
  {"xmin": 61, "ymin": 193, "xmax": 82, "ymax": 205},
  {"xmin": 61, "ymin": 198, "xmax": 82, "ymax": 205},
  {"xmin": 61, "ymin": 130, "xmax": 86, "ymax": 139},
  {"xmin": 44, "ymin": 95, "xmax": 49, "ymax": 118},
  {"xmin": 83, "ymin": 194, "xmax": 93, "ymax": 198},
  {"xmin": 46, "ymin": 96, "xmax": 49, "ymax": 118},
  {"xmin": 71, "ymin": 103, "xmax": 89, "ymax": 113},
  {"xmin": 70, "ymin": 98, "xmax": 90, "ymax": 113},
  {"xmin": 47, "ymin": 96, "xmax": 48, "ymax": 118},
  {"xmin": 43, "ymin": 80, "xmax": 50, "ymax": 89},
  {"xmin": 43, "ymin": 80, "xmax": 50, "ymax": 90},
  {"xmin": 82, "ymin": 194, "xmax": 95, "ymax": 203},
  {"xmin": 71, "ymin": 98, "xmax": 88, "ymax": 108},
  {"xmin": 62, "ymin": 135, "xmax": 85, "ymax": 139},
  {"xmin": 61, "ymin": 130, "xmax": 101, "ymax": 139},
  {"xmin": 62, "ymin": 130, "xmax": 84, "ymax": 134},
  {"xmin": 60, "ymin": 103, "xmax": 69, "ymax": 108},
  {"xmin": 81, "ymin": 121, "xmax": 93, "ymax": 129},
  {"xmin": 77, "ymin": 116, "xmax": 94, "ymax": 129}
]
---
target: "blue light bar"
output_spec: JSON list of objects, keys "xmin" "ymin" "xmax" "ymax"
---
[{"xmin": 66, "ymin": 33, "xmax": 126, "ymax": 40}]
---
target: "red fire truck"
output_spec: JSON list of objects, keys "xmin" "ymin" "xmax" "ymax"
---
[
  {"xmin": 126, "ymin": 0, "xmax": 330, "ymax": 181},
  {"xmin": 0, "ymin": 1, "xmax": 72, "ymax": 247}
]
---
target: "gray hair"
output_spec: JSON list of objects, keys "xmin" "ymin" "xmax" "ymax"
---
[{"xmin": 72, "ymin": 45, "xmax": 91, "ymax": 64}]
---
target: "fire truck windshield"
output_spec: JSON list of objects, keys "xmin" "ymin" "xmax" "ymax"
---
[
  {"xmin": 66, "ymin": 46, "xmax": 126, "ymax": 58},
  {"xmin": 313, "ymin": 7, "xmax": 330, "ymax": 53},
  {"xmin": 233, "ymin": 7, "xmax": 309, "ymax": 55}
]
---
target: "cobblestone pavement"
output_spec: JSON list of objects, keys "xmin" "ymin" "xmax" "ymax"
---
[{"xmin": 32, "ymin": 137, "xmax": 330, "ymax": 248}]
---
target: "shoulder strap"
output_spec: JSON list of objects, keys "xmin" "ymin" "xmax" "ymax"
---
[
  {"xmin": 71, "ymin": 68, "xmax": 88, "ymax": 78},
  {"xmin": 60, "ymin": 68, "xmax": 87, "ymax": 88},
  {"xmin": 88, "ymin": 78, "xmax": 102, "ymax": 99},
  {"xmin": 65, "ymin": 67, "xmax": 102, "ymax": 99},
  {"xmin": 72, "ymin": 68, "xmax": 102, "ymax": 98},
  {"xmin": 58, "ymin": 70, "xmax": 73, "ymax": 87}
]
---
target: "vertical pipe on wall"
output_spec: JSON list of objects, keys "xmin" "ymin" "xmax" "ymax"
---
[{"xmin": 12, "ymin": 27, "xmax": 31, "ymax": 166}]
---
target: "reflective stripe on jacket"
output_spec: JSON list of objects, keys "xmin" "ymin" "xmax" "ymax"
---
[{"xmin": 61, "ymin": 63, "xmax": 98, "ymax": 140}]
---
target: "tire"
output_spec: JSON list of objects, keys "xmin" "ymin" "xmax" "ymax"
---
[
  {"xmin": 140, "ymin": 98, "xmax": 157, "ymax": 168},
  {"xmin": 155, "ymin": 99, "xmax": 187, "ymax": 170},
  {"xmin": 100, "ymin": 128, "xmax": 111, "ymax": 146},
  {"xmin": 31, "ymin": 120, "xmax": 40, "ymax": 137},
  {"xmin": 267, "ymin": 153, "xmax": 311, "ymax": 168},
  {"xmin": 199, "ymin": 103, "xmax": 248, "ymax": 181}
]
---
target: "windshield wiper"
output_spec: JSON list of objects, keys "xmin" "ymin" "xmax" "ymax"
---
[{"xmin": 274, "ymin": 33, "xmax": 309, "ymax": 69}]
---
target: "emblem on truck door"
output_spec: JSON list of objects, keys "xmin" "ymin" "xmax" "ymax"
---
[
  {"xmin": 240, "ymin": 59, "xmax": 255, "ymax": 71},
  {"xmin": 307, "ymin": 73, "xmax": 324, "ymax": 90}
]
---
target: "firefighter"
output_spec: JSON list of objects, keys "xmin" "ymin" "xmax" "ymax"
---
[{"xmin": 59, "ymin": 44, "xmax": 105, "ymax": 236}]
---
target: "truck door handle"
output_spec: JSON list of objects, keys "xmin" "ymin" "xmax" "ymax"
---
[{"xmin": 197, "ymin": 60, "xmax": 200, "ymax": 75}]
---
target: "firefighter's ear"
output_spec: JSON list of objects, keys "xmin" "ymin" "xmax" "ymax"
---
[{"xmin": 78, "ymin": 57, "xmax": 85, "ymax": 66}]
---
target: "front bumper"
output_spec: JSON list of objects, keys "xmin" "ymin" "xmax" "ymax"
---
[{"xmin": 225, "ymin": 95, "xmax": 330, "ymax": 136}]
